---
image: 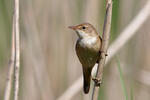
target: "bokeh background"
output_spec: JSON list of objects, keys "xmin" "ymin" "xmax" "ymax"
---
[{"xmin": 0, "ymin": 0, "xmax": 150, "ymax": 100}]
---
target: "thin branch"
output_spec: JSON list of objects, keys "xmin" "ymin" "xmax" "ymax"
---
[
  {"xmin": 57, "ymin": 0, "xmax": 150, "ymax": 100},
  {"xmin": 4, "ymin": 0, "xmax": 20, "ymax": 99},
  {"xmin": 91, "ymin": 0, "xmax": 112, "ymax": 99},
  {"xmin": 4, "ymin": 16, "xmax": 16, "ymax": 100},
  {"xmin": 13, "ymin": 0, "xmax": 20, "ymax": 99}
]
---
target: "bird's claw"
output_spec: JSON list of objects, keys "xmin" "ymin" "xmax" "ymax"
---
[
  {"xmin": 100, "ymin": 52, "xmax": 108, "ymax": 59},
  {"xmin": 92, "ymin": 77, "xmax": 102, "ymax": 86}
]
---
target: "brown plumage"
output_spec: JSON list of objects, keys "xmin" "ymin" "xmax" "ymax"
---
[{"xmin": 69, "ymin": 23, "xmax": 102, "ymax": 94}]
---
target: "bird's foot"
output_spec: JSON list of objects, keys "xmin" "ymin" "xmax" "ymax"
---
[
  {"xmin": 105, "ymin": 53, "xmax": 108, "ymax": 56},
  {"xmin": 100, "ymin": 51, "xmax": 108, "ymax": 59},
  {"xmin": 92, "ymin": 77, "xmax": 102, "ymax": 87}
]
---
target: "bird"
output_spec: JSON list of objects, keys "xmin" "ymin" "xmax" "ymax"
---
[{"xmin": 68, "ymin": 23, "xmax": 102, "ymax": 94}]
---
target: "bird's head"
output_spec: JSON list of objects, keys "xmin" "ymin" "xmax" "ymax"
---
[{"xmin": 69, "ymin": 23, "xmax": 98, "ymax": 39}]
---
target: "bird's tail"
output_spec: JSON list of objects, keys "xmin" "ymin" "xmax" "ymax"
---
[{"xmin": 82, "ymin": 67, "xmax": 92, "ymax": 94}]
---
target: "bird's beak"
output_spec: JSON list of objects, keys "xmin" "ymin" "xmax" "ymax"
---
[{"xmin": 68, "ymin": 26, "xmax": 77, "ymax": 30}]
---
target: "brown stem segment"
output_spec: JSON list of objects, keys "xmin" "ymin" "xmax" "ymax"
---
[{"xmin": 91, "ymin": 0, "xmax": 112, "ymax": 100}]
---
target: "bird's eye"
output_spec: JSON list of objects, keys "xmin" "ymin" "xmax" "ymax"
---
[{"xmin": 82, "ymin": 26, "xmax": 86, "ymax": 29}]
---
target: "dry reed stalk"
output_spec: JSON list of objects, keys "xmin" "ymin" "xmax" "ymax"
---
[
  {"xmin": 13, "ymin": 0, "xmax": 20, "ymax": 99},
  {"xmin": 91, "ymin": 0, "xmax": 112, "ymax": 99},
  {"xmin": 4, "ymin": 0, "xmax": 20, "ymax": 100}
]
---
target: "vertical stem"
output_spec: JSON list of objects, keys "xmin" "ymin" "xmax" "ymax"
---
[
  {"xmin": 91, "ymin": 0, "xmax": 112, "ymax": 100},
  {"xmin": 14, "ymin": 0, "xmax": 20, "ymax": 99}
]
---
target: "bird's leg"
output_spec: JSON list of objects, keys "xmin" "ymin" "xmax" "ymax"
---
[{"xmin": 92, "ymin": 77, "xmax": 102, "ymax": 86}]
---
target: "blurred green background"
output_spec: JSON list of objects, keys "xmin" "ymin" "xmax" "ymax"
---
[{"xmin": 0, "ymin": 0, "xmax": 150, "ymax": 100}]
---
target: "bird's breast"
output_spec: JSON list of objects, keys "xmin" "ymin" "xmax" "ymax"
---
[
  {"xmin": 75, "ymin": 36, "xmax": 101, "ymax": 67},
  {"xmin": 79, "ymin": 37, "xmax": 97, "ymax": 48}
]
